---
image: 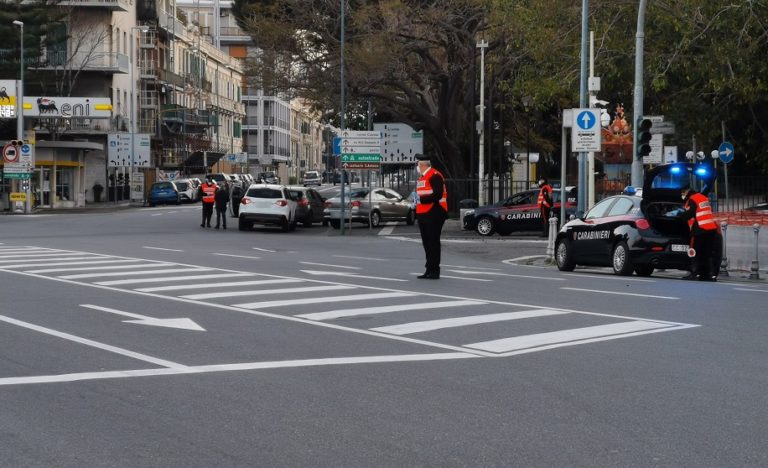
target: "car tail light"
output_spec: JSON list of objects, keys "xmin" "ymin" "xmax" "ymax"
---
[
  {"xmin": 651, "ymin": 246, "xmax": 664, "ymax": 251},
  {"xmin": 324, "ymin": 201, "xmax": 332, "ymax": 208},
  {"xmin": 351, "ymin": 200, "xmax": 362, "ymax": 207},
  {"xmin": 240, "ymin": 198, "xmax": 251, "ymax": 205},
  {"xmin": 275, "ymin": 199, "xmax": 288, "ymax": 207},
  {"xmin": 635, "ymin": 218, "xmax": 650, "ymax": 230}
]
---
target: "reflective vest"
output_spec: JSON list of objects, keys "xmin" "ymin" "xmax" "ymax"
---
[
  {"xmin": 201, "ymin": 183, "xmax": 217, "ymax": 203},
  {"xmin": 537, "ymin": 184, "xmax": 553, "ymax": 208},
  {"xmin": 685, "ymin": 192, "xmax": 717, "ymax": 231},
  {"xmin": 415, "ymin": 168, "xmax": 448, "ymax": 215}
]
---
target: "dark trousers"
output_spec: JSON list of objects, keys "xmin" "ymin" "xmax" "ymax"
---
[
  {"xmin": 201, "ymin": 202, "xmax": 214, "ymax": 226},
  {"xmin": 418, "ymin": 216, "xmax": 446, "ymax": 274},
  {"xmin": 691, "ymin": 230, "xmax": 717, "ymax": 277},
  {"xmin": 215, "ymin": 206, "xmax": 227, "ymax": 228},
  {"xmin": 540, "ymin": 206, "xmax": 551, "ymax": 236}
]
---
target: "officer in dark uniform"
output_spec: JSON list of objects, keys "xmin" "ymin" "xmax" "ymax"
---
[
  {"xmin": 214, "ymin": 181, "xmax": 230, "ymax": 229},
  {"xmin": 680, "ymin": 184, "xmax": 718, "ymax": 281},
  {"xmin": 414, "ymin": 154, "xmax": 448, "ymax": 279}
]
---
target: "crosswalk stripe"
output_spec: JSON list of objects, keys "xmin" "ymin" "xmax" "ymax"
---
[
  {"xmin": 134, "ymin": 278, "xmax": 301, "ymax": 292},
  {"xmin": 181, "ymin": 285, "xmax": 354, "ymax": 300},
  {"xmin": 464, "ymin": 320, "xmax": 673, "ymax": 353},
  {"xmin": 0, "ymin": 252, "xmax": 88, "ymax": 259},
  {"xmin": 3, "ymin": 259, "xmax": 142, "ymax": 270},
  {"xmin": 57, "ymin": 268, "xmax": 213, "ymax": 280},
  {"xmin": 26, "ymin": 263, "xmax": 174, "ymax": 274},
  {"xmin": 234, "ymin": 292, "xmax": 414, "ymax": 310},
  {"xmin": 298, "ymin": 300, "xmax": 484, "ymax": 321},
  {"xmin": 96, "ymin": 273, "xmax": 255, "ymax": 286},
  {"xmin": 370, "ymin": 309, "xmax": 571, "ymax": 335},
  {"xmin": 0, "ymin": 257, "xmax": 114, "ymax": 268}
]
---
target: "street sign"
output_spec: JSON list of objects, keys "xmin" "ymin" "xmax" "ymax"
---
[
  {"xmin": 650, "ymin": 121, "xmax": 676, "ymax": 135},
  {"xmin": 643, "ymin": 134, "xmax": 664, "ymax": 164},
  {"xmin": 663, "ymin": 146, "xmax": 678, "ymax": 164},
  {"xmin": 342, "ymin": 162, "xmax": 380, "ymax": 170},
  {"xmin": 571, "ymin": 108, "xmax": 602, "ymax": 152},
  {"xmin": 376, "ymin": 122, "xmax": 424, "ymax": 164},
  {"xmin": 340, "ymin": 130, "xmax": 380, "ymax": 139},
  {"xmin": 9, "ymin": 192, "xmax": 26, "ymax": 202},
  {"xmin": 718, "ymin": 141, "xmax": 735, "ymax": 164},
  {"xmin": 2, "ymin": 172, "xmax": 30, "ymax": 179},
  {"xmin": 340, "ymin": 154, "xmax": 381, "ymax": 163},
  {"xmin": 3, "ymin": 144, "xmax": 18, "ymax": 163}
]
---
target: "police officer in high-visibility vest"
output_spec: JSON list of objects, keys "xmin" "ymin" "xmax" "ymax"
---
[
  {"xmin": 415, "ymin": 154, "xmax": 448, "ymax": 279},
  {"xmin": 537, "ymin": 177, "xmax": 553, "ymax": 237},
  {"xmin": 198, "ymin": 176, "xmax": 217, "ymax": 228},
  {"xmin": 680, "ymin": 184, "xmax": 718, "ymax": 281}
]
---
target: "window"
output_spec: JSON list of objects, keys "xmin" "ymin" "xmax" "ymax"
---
[
  {"xmin": 585, "ymin": 198, "xmax": 615, "ymax": 220},
  {"xmin": 246, "ymin": 187, "xmax": 282, "ymax": 198},
  {"xmin": 606, "ymin": 198, "xmax": 635, "ymax": 217},
  {"xmin": 55, "ymin": 168, "xmax": 72, "ymax": 201}
]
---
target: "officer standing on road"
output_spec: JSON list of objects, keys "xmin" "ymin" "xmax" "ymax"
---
[
  {"xmin": 680, "ymin": 184, "xmax": 718, "ymax": 281},
  {"xmin": 415, "ymin": 154, "xmax": 448, "ymax": 279},
  {"xmin": 214, "ymin": 181, "xmax": 230, "ymax": 230},
  {"xmin": 537, "ymin": 177, "xmax": 553, "ymax": 237},
  {"xmin": 198, "ymin": 176, "xmax": 217, "ymax": 228}
]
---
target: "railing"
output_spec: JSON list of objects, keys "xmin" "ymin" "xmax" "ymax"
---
[
  {"xmin": 712, "ymin": 175, "xmax": 768, "ymax": 212},
  {"xmin": 59, "ymin": 0, "xmax": 130, "ymax": 11},
  {"xmin": 39, "ymin": 51, "xmax": 129, "ymax": 73}
]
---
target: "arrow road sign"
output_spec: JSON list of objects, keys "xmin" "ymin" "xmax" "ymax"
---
[
  {"xmin": 81, "ymin": 304, "xmax": 206, "ymax": 331},
  {"xmin": 576, "ymin": 110, "xmax": 596, "ymax": 130},
  {"xmin": 718, "ymin": 141, "xmax": 735, "ymax": 164},
  {"xmin": 571, "ymin": 108, "xmax": 602, "ymax": 152}
]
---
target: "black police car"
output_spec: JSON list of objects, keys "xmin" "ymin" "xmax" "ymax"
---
[
  {"xmin": 463, "ymin": 187, "xmax": 577, "ymax": 236},
  {"xmin": 555, "ymin": 163, "xmax": 722, "ymax": 277}
]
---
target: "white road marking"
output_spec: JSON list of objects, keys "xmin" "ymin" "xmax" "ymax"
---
[
  {"xmin": 57, "ymin": 268, "xmax": 212, "ymax": 280},
  {"xmin": 234, "ymin": 292, "xmax": 414, "ymax": 310},
  {"xmin": 143, "ymin": 246, "xmax": 184, "ymax": 252},
  {"xmin": 180, "ymin": 285, "xmax": 355, "ymax": 300},
  {"xmin": 0, "ymin": 259, "xmax": 142, "ymax": 270},
  {"xmin": 442, "ymin": 264, "xmax": 502, "ymax": 271},
  {"xmin": 0, "ymin": 257, "xmax": 111, "ymax": 268},
  {"xmin": 298, "ymin": 300, "xmax": 485, "ymax": 321},
  {"xmin": 26, "ymin": 263, "xmax": 174, "ymax": 274},
  {"xmin": 377, "ymin": 222, "xmax": 398, "ymax": 236},
  {"xmin": 465, "ymin": 320, "xmax": 675, "ymax": 353},
  {"xmin": 560, "ymin": 287, "xmax": 678, "ymax": 300},
  {"xmin": 252, "ymin": 247, "xmax": 277, "ymax": 253},
  {"xmin": 370, "ymin": 309, "xmax": 571, "ymax": 335},
  {"xmin": 0, "ymin": 314, "xmax": 188, "ymax": 369},
  {"xmin": 561, "ymin": 272, "xmax": 656, "ymax": 283},
  {"xmin": 151, "ymin": 213, "xmax": 163, "ymax": 217},
  {"xmin": 80, "ymin": 304, "xmax": 205, "ymax": 331},
  {"xmin": 0, "ymin": 252, "xmax": 92, "ymax": 259},
  {"xmin": 212, "ymin": 253, "xmax": 262, "ymax": 260},
  {"xmin": 734, "ymin": 288, "xmax": 768, "ymax": 293},
  {"xmin": 502, "ymin": 255, "xmax": 548, "ymax": 264},
  {"xmin": 333, "ymin": 254, "xmax": 389, "ymax": 262},
  {"xmin": 300, "ymin": 261, "xmax": 361, "ymax": 270},
  {"xmin": 383, "ymin": 236, "xmax": 420, "ymax": 243},
  {"xmin": 96, "ymin": 273, "xmax": 256, "ymax": 286},
  {"xmin": 300, "ymin": 270, "xmax": 408, "ymax": 282},
  {"xmin": 134, "ymin": 278, "xmax": 302, "ymax": 292},
  {"xmin": 408, "ymin": 273, "xmax": 493, "ymax": 282},
  {"xmin": 0, "ymin": 353, "xmax": 477, "ymax": 387},
  {"xmin": 447, "ymin": 270, "xmax": 566, "ymax": 281}
]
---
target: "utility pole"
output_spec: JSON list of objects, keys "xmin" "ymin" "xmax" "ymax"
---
[
  {"xmin": 631, "ymin": 0, "xmax": 649, "ymax": 188},
  {"xmin": 476, "ymin": 39, "xmax": 488, "ymax": 206}
]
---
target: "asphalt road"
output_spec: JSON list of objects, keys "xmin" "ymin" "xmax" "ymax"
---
[{"xmin": 1, "ymin": 205, "xmax": 767, "ymax": 466}]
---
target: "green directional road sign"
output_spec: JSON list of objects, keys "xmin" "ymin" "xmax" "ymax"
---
[
  {"xmin": 340, "ymin": 154, "xmax": 381, "ymax": 162},
  {"xmin": 3, "ymin": 172, "xmax": 31, "ymax": 179}
]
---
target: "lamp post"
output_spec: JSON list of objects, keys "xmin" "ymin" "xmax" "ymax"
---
[
  {"xmin": 522, "ymin": 95, "xmax": 533, "ymax": 185},
  {"xmin": 476, "ymin": 39, "xmax": 488, "ymax": 206},
  {"xmin": 13, "ymin": 20, "xmax": 28, "ymax": 213}
]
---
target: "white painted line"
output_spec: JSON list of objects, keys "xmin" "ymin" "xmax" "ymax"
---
[
  {"xmin": 502, "ymin": 255, "xmax": 547, "ymax": 264},
  {"xmin": 234, "ymin": 292, "xmax": 414, "ymax": 310},
  {"xmin": 134, "ymin": 278, "xmax": 302, "ymax": 292},
  {"xmin": 181, "ymin": 285, "xmax": 355, "ymax": 300},
  {"xmin": 0, "ymin": 257, "xmax": 113, "ymax": 268},
  {"xmin": 96, "ymin": 273, "xmax": 255, "ymax": 286},
  {"xmin": 560, "ymin": 287, "xmax": 678, "ymax": 300},
  {"xmin": 143, "ymin": 246, "xmax": 184, "ymax": 252},
  {"xmin": 26, "ymin": 263, "xmax": 173, "ymax": 274},
  {"xmin": 734, "ymin": 288, "xmax": 768, "ymax": 293},
  {"xmin": 465, "ymin": 320, "xmax": 674, "ymax": 353},
  {"xmin": 0, "ymin": 314, "xmax": 188, "ymax": 369},
  {"xmin": 212, "ymin": 253, "xmax": 262, "ymax": 260},
  {"xmin": 252, "ymin": 247, "xmax": 277, "ymax": 253},
  {"xmin": 151, "ymin": 213, "xmax": 163, "ymax": 217},
  {"xmin": 383, "ymin": 236, "xmax": 420, "ymax": 243},
  {"xmin": 0, "ymin": 353, "xmax": 477, "ymax": 387},
  {"xmin": 0, "ymin": 259, "xmax": 141, "ymax": 270},
  {"xmin": 333, "ymin": 254, "xmax": 389, "ymax": 262},
  {"xmin": 0, "ymin": 252, "xmax": 90, "ymax": 259},
  {"xmin": 81, "ymin": 304, "xmax": 206, "ymax": 332},
  {"xmin": 377, "ymin": 222, "xmax": 397, "ymax": 236},
  {"xmin": 301, "ymin": 270, "xmax": 408, "ymax": 282},
  {"xmin": 371, "ymin": 309, "xmax": 572, "ymax": 335},
  {"xmin": 447, "ymin": 270, "xmax": 566, "ymax": 281},
  {"xmin": 561, "ymin": 273, "xmax": 656, "ymax": 283},
  {"xmin": 298, "ymin": 300, "xmax": 485, "ymax": 321},
  {"xmin": 442, "ymin": 264, "xmax": 502, "ymax": 271},
  {"xmin": 300, "ymin": 261, "xmax": 361, "ymax": 270},
  {"xmin": 58, "ymin": 268, "xmax": 212, "ymax": 280},
  {"xmin": 409, "ymin": 273, "xmax": 493, "ymax": 282}
]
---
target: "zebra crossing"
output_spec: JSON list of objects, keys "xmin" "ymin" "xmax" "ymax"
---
[{"xmin": 0, "ymin": 245, "xmax": 699, "ymax": 357}]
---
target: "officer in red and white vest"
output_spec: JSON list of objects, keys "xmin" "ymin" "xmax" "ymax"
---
[
  {"xmin": 415, "ymin": 154, "xmax": 448, "ymax": 279},
  {"xmin": 537, "ymin": 177, "xmax": 553, "ymax": 237},
  {"xmin": 198, "ymin": 176, "xmax": 217, "ymax": 228},
  {"xmin": 681, "ymin": 184, "xmax": 718, "ymax": 281}
]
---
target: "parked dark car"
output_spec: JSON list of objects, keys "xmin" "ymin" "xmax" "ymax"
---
[
  {"xmin": 288, "ymin": 186, "xmax": 327, "ymax": 227},
  {"xmin": 555, "ymin": 163, "xmax": 722, "ymax": 277},
  {"xmin": 148, "ymin": 181, "xmax": 180, "ymax": 207},
  {"xmin": 463, "ymin": 186, "xmax": 578, "ymax": 236}
]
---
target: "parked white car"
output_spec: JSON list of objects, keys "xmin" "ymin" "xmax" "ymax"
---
[
  {"xmin": 238, "ymin": 184, "xmax": 298, "ymax": 232},
  {"xmin": 173, "ymin": 179, "xmax": 198, "ymax": 203}
]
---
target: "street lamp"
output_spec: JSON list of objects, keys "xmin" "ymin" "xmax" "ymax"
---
[
  {"xmin": 12, "ymin": 20, "xmax": 29, "ymax": 213},
  {"xmin": 129, "ymin": 25, "xmax": 149, "ymax": 203},
  {"xmin": 522, "ymin": 95, "xmax": 533, "ymax": 185},
  {"xmin": 476, "ymin": 39, "xmax": 488, "ymax": 206}
]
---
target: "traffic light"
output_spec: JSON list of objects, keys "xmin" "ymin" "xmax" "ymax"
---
[
  {"xmin": 636, "ymin": 118, "xmax": 652, "ymax": 159},
  {"xmin": 10, "ymin": 139, "xmax": 24, "ymax": 147}
]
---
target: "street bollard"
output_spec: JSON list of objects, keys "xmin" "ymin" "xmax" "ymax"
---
[
  {"xmin": 719, "ymin": 221, "xmax": 729, "ymax": 277},
  {"xmin": 546, "ymin": 216, "xmax": 558, "ymax": 260},
  {"xmin": 750, "ymin": 223, "xmax": 760, "ymax": 280}
]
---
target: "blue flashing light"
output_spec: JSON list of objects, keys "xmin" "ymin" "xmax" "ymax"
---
[
  {"xmin": 623, "ymin": 186, "xmax": 637, "ymax": 195},
  {"xmin": 669, "ymin": 166, "xmax": 682, "ymax": 174},
  {"xmin": 695, "ymin": 167, "xmax": 708, "ymax": 176}
]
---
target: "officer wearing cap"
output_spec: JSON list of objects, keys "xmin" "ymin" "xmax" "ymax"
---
[{"xmin": 414, "ymin": 154, "xmax": 448, "ymax": 279}]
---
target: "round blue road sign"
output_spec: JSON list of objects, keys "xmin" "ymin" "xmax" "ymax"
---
[
  {"xmin": 576, "ymin": 110, "xmax": 596, "ymax": 130},
  {"xmin": 718, "ymin": 142, "xmax": 734, "ymax": 164}
]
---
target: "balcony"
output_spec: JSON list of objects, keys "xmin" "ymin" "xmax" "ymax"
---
[
  {"xmin": 35, "ymin": 51, "xmax": 129, "ymax": 74},
  {"xmin": 59, "ymin": 0, "xmax": 130, "ymax": 11},
  {"xmin": 219, "ymin": 26, "xmax": 252, "ymax": 45}
]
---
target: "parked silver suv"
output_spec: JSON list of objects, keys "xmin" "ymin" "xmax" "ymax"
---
[{"xmin": 324, "ymin": 187, "xmax": 416, "ymax": 229}]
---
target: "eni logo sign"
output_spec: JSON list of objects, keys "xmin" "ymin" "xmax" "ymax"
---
[{"xmin": 23, "ymin": 96, "xmax": 112, "ymax": 118}]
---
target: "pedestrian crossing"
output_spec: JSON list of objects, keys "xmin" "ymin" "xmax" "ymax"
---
[{"xmin": 0, "ymin": 245, "xmax": 699, "ymax": 357}]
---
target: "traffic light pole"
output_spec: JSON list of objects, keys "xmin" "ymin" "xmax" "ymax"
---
[{"xmin": 631, "ymin": 0, "xmax": 648, "ymax": 188}]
